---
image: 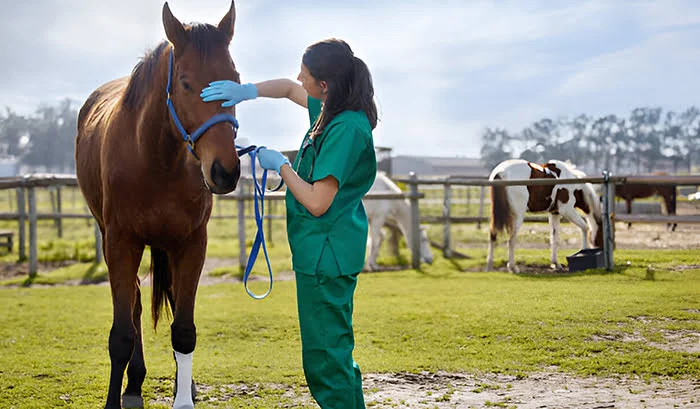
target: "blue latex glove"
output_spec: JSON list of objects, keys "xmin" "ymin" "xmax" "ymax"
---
[
  {"xmin": 257, "ymin": 147, "xmax": 291, "ymax": 174},
  {"xmin": 200, "ymin": 81, "xmax": 258, "ymax": 107}
]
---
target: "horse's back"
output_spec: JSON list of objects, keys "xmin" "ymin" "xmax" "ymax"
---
[{"xmin": 76, "ymin": 77, "xmax": 129, "ymax": 224}]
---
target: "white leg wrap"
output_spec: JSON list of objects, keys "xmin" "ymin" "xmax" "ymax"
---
[{"xmin": 173, "ymin": 351, "xmax": 194, "ymax": 409}]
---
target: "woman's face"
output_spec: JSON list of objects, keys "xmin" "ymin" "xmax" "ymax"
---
[{"xmin": 298, "ymin": 64, "xmax": 326, "ymax": 101}]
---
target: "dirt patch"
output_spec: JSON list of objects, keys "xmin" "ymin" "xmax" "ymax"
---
[
  {"xmin": 649, "ymin": 330, "xmax": 700, "ymax": 354},
  {"xmin": 0, "ymin": 260, "xmax": 78, "ymax": 282},
  {"xmin": 150, "ymin": 371, "xmax": 700, "ymax": 408},
  {"xmin": 587, "ymin": 329, "xmax": 700, "ymax": 354},
  {"xmin": 362, "ymin": 371, "xmax": 700, "ymax": 409}
]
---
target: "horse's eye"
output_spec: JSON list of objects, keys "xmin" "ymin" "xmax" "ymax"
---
[{"xmin": 181, "ymin": 81, "xmax": 192, "ymax": 92}]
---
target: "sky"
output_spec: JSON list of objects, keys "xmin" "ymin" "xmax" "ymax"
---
[{"xmin": 1, "ymin": 0, "xmax": 700, "ymax": 158}]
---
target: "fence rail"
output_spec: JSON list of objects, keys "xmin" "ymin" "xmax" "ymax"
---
[{"xmin": 1, "ymin": 172, "xmax": 698, "ymax": 276}]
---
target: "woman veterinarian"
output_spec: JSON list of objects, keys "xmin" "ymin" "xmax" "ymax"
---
[{"xmin": 201, "ymin": 38, "xmax": 377, "ymax": 409}]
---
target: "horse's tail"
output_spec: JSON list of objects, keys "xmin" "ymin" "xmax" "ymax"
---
[
  {"xmin": 150, "ymin": 247, "xmax": 172, "ymax": 331},
  {"xmin": 490, "ymin": 174, "xmax": 512, "ymax": 239}
]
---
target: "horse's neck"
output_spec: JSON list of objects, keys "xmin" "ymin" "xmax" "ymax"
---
[{"xmin": 135, "ymin": 59, "xmax": 188, "ymax": 175}]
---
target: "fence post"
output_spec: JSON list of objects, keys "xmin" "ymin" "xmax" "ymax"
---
[
  {"xmin": 16, "ymin": 187, "xmax": 26, "ymax": 262},
  {"xmin": 466, "ymin": 186, "xmax": 471, "ymax": 215},
  {"xmin": 94, "ymin": 219, "xmax": 103, "ymax": 263},
  {"xmin": 28, "ymin": 187, "xmax": 38, "ymax": 277},
  {"xmin": 409, "ymin": 172, "xmax": 421, "ymax": 269},
  {"xmin": 442, "ymin": 181, "xmax": 452, "ymax": 258},
  {"xmin": 477, "ymin": 186, "xmax": 486, "ymax": 229},
  {"xmin": 266, "ymin": 200, "xmax": 273, "ymax": 245},
  {"xmin": 237, "ymin": 180, "xmax": 247, "ymax": 272},
  {"xmin": 601, "ymin": 171, "xmax": 615, "ymax": 271},
  {"xmin": 55, "ymin": 186, "xmax": 63, "ymax": 238}
]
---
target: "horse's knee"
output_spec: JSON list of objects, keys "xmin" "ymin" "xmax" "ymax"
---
[
  {"xmin": 109, "ymin": 324, "xmax": 136, "ymax": 363},
  {"xmin": 171, "ymin": 322, "xmax": 196, "ymax": 354}
]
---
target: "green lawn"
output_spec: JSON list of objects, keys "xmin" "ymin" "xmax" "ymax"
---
[
  {"xmin": 0, "ymin": 250, "xmax": 699, "ymax": 408},
  {"xmin": 0, "ymin": 186, "xmax": 699, "ymax": 408}
]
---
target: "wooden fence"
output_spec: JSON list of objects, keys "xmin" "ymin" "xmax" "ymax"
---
[
  {"xmin": 395, "ymin": 172, "xmax": 700, "ymax": 270},
  {"xmin": 1, "ymin": 172, "xmax": 699, "ymax": 276}
]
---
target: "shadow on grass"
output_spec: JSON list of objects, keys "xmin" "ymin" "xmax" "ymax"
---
[
  {"xmin": 80, "ymin": 262, "xmax": 108, "ymax": 284},
  {"xmin": 514, "ymin": 264, "xmax": 626, "ymax": 279},
  {"xmin": 21, "ymin": 273, "xmax": 36, "ymax": 287}
]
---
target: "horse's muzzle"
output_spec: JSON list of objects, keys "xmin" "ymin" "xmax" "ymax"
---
[{"xmin": 208, "ymin": 159, "xmax": 240, "ymax": 194}]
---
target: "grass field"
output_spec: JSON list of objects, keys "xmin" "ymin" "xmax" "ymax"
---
[
  {"xmin": 0, "ymin": 185, "xmax": 699, "ymax": 408},
  {"xmin": 1, "ymin": 252, "xmax": 699, "ymax": 408}
]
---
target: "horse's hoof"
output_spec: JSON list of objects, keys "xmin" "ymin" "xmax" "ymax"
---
[
  {"xmin": 507, "ymin": 263, "xmax": 520, "ymax": 274},
  {"xmin": 550, "ymin": 263, "xmax": 563, "ymax": 271},
  {"xmin": 122, "ymin": 394, "xmax": 144, "ymax": 409}
]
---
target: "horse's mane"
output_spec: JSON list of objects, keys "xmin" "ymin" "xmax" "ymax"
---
[{"xmin": 123, "ymin": 23, "xmax": 230, "ymax": 111}]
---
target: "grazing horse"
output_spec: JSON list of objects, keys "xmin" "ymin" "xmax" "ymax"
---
[
  {"xmin": 616, "ymin": 172, "xmax": 677, "ymax": 231},
  {"xmin": 486, "ymin": 159, "xmax": 603, "ymax": 273},
  {"xmin": 364, "ymin": 172, "xmax": 434, "ymax": 271},
  {"xmin": 75, "ymin": 3, "xmax": 242, "ymax": 408}
]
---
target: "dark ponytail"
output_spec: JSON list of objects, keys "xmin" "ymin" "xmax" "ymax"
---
[
  {"xmin": 350, "ymin": 56, "xmax": 378, "ymax": 129},
  {"xmin": 302, "ymin": 38, "xmax": 378, "ymax": 136}
]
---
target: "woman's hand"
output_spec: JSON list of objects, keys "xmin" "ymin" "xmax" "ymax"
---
[
  {"xmin": 200, "ymin": 81, "xmax": 258, "ymax": 107},
  {"xmin": 256, "ymin": 147, "xmax": 291, "ymax": 173}
]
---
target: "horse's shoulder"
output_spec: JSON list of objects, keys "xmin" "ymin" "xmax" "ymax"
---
[{"xmin": 79, "ymin": 77, "xmax": 128, "ymax": 127}]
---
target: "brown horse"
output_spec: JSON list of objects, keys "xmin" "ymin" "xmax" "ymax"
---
[
  {"xmin": 616, "ymin": 172, "xmax": 677, "ymax": 231},
  {"xmin": 75, "ymin": 2, "xmax": 242, "ymax": 408}
]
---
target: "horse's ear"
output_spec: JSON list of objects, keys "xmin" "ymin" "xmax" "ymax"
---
[
  {"xmin": 162, "ymin": 2, "xmax": 187, "ymax": 49},
  {"xmin": 217, "ymin": 1, "xmax": 236, "ymax": 44}
]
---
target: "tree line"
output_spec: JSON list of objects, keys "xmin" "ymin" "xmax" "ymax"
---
[
  {"xmin": 2, "ymin": 100, "xmax": 699, "ymax": 176},
  {"xmin": 480, "ymin": 106, "xmax": 700, "ymax": 175},
  {"xmin": 0, "ymin": 98, "xmax": 78, "ymax": 173}
]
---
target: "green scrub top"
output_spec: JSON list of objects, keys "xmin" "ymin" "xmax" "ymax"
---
[{"xmin": 285, "ymin": 96, "xmax": 376, "ymax": 276}]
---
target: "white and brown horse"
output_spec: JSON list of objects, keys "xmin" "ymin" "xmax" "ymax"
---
[{"xmin": 486, "ymin": 159, "xmax": 603, "ymax": 273}]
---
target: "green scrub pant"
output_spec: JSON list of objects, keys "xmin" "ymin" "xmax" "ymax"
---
[{"xmin": 295, "ymin": 265, "xmax": 365, "ymax": 409}]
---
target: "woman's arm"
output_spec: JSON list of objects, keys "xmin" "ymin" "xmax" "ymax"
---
[
  {"xmin": 254, "ymin": 79, "xmax": 308, "ymax": 108},
  {"xmin": 279, "ymin": 163, "xmax": 338, "ymax": 217}
]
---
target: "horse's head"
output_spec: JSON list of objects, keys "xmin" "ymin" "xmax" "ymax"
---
[
  {"xmin": 419, "ymin": 226, "xmax": 434, "ymax": 264},
  {"xmin": 162, "ymin": 1, "xmax": 241, "ymax": 194}
]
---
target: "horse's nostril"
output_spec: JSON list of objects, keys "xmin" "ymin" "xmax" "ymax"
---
[{"xmin": 210, "ymin": 159, "xmax": 239, "ymax": 192}]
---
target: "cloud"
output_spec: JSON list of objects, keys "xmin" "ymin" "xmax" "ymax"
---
[
  {"xmin": 633, "ymin": 0, "xmax": 700, "ymax": 30},
  {"xmin": 556, "ymin": 29, "xmax": 700, "ymax": 111},
  {"xmin": 1, "ymin": 0, "xmax": 699, "ymax": 159}
]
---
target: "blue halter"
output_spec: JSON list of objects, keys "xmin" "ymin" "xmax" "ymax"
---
[
  {"xmin": 166, "ymin": 48, "xmax": 253, "ymax": 158},
  {"xmin": 166, "ymin": 47, "xmax": 281, "ymax": 299}
]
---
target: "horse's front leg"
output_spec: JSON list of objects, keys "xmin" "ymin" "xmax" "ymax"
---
[
  {"xmin": 548, "ymin": 213, "xmax": 563, "ymax": 270},
  {"xmin": 625, "ymin": 198, "xmax": 633, "ymax": 229},
  {"xmin": 560, "ymin": 207, "xmax": 591, "ymax": 269},
  {"xmin": 122, "ymin": 282, "xmax": 147, "ymax": 409},
  {"xmin": 104, "ymin": 231, "xmax": 145, "ymax": 409},
  {"xmin": 168, "ymin": 227, "xmax": 207, "ymax": 409}
]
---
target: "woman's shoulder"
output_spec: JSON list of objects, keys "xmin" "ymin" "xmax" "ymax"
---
[{"xmin": 328, "ymin": 109, "xmax": 372, "ymax": 133}]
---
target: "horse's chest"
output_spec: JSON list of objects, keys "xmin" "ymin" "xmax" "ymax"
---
[
  {"xmin": 107, "ymin": 186, "xmax": 211, "ymax": 240},
  {"xmin": 527, "ymin": 186, "xmax": 571, "ymax": 213},
  {"xmin": 526, "ymin": 185, "xmax": 556, "ymax": 212}
]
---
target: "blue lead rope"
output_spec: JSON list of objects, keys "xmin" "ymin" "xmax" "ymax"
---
[{"xmin": 235, "ymin": 145, "xmax": 284, "ymax": 299}]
